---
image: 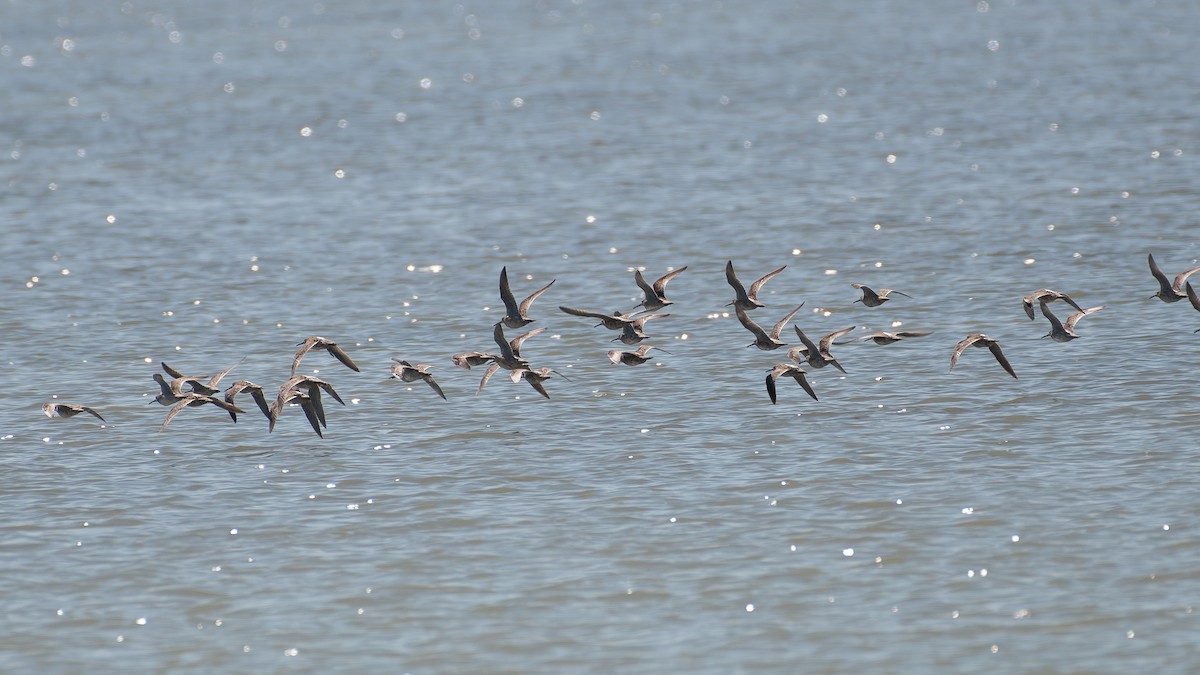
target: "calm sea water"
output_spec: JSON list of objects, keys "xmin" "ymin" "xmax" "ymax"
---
[{"xmin": 3, "ymin": 0, "xmax": 1199, "ymax": 672}]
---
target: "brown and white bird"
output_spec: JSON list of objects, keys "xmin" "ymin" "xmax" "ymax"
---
[
  {"xmin": 633, "ymin": 266, "xmax": 687, "ymax": 311},
  {"xmin": 223, "ymin": 380, "xmax": 272, "ymax": 423},
  {"xmin": 451, "ymin": 351, "xmax": 494, "ymax": 369},
  {"xmin": 949, "ymin": 333, "xmax": 1017, "ymax": 378},
  {"xmin": 1040, "ymin": 303, "xmax": 1104, "ymax": 343},
  {"xmin": 390, "ymin": 359, "xmax": 447, "ymax": 400},
  {"xmin": 291, "ymin": 336, "xmax": 360, "ymax": 375},
  {"xmin": 851, "ymin": 283, "xmax": 911, "ymax": 307},
  {"xmin": 725, "ymin": 260, "xmax": 787, "ymax": 310},
  {"xmin": 734, "ymin": 303, "xmax": 805, "ymax": 350},
  {"xmin": 270, "ymin": 375, "xmax": 345, "ymax": 434},
  {"xmin": 476, "ymin": 324, "xmax": 543, "ymax": 394},
  {"xmin": 42, "ymin": 402, "xmax": 106, "ymax": 423},
  {"xmin": 857, "ymin": 331, "xmax": 931, "ymax": 345},
  {"xmin": 607, "ymin": 344, "xmax": 669, "ymax": 366},
  {"xmin": 1021, "ymin": 289, "xmax": 1084, "ymax": 320},
  {"xmin": 765, "ymin": 363, "xmax": 818, "ymax": 404},
  {"xmin": 1148, "ymin": 253, "xmax": 1200, "ymax": 303},
  {"xmin": 159, "ymin": 394, "xmax": 244, "ymax": 432},
  {"xmin": 499, "ymin": 266, "xmax": 555, "ymax": 328},
  {"xmin": 790, "ymin": 325, "xmax": 855, "ymax": 373},
  {"xmin": 159, "ymin": 358, "xmax": 243, "ymax": 396}
]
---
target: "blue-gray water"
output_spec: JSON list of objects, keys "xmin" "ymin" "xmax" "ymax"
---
[{"xmin": 3, "ymin": 1, "xmax": 1199, "ymax": 672}]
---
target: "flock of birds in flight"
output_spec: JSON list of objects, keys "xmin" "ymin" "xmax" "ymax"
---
[{"xmin": 40, "ymin": 253, "xmax": 1200, "ymax": 437}]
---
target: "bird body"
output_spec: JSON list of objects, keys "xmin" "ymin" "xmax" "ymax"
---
[
  {"xmin": 765, "ymin": 364, "xmax": 818, "ymax": 404},
  {"xmin": 725, "ymin": 261, "xmax": 786, "ymax": 310},
  {"xmin": 633, "ymin": 266, "xmax": 687, "ymax": 311},
  {"xmin": 735, "ymin": 303, "xmax": 805, "ymax": 350},
  {"xmin": 291, "ymin": 336, "xmax": 360, "ymax": 375},
  {"xmin": 851, "ymin": 283, "xmax": 911, "ymax": 307},
  {"xmin": 499, "ymin": 266, "xmax": 555, "ymax": 328},
  {"xmin": 390, "ymin": 359, "xmax": 447, "ymax": 399},
  {"xmin": 42, "ymin": 402, "xmax": 106, "ymax": 423},
  {"xmin": 949, "ymin": 333, "xmax": 1017, "ymax": 378}
]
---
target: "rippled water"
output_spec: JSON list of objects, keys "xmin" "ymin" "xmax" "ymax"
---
[{"xmin": 3, "ymin": 0, "xmax": 1199, "ymax": 671}]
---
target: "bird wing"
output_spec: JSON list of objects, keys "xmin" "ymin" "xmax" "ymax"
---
[
  {"xmin": 1039, "ymin": 301, "xmax": 1065, "ymax": 333},
  {"xmin": 791, "ymin": 370, "xmax": 819, "ymax": 402},
  {"xmin": 633, "ymin": 269, "xmax": 657, "ymax": 303},
  {"xmin": 725, "ymin": 260, "xmax": 749, "ymax": 304},
  {"xmin": 819, "ymin": 326, "xmax": 856, "ymax": 352},
  {"xmin": 518, "ymin": 278, "xmax": 556, "ymax": 316},
  {"xmin": 792, "ymin": 325, "xmax": 820, "ymax": 355},
  {"xmin": 769, "ymin": 303, "xmax": 806, "ymax": 340},
  {"xmin": 160, "ymin": 361, "xmax": 186, "ymax": 379},
  {"xmin": 492, "ymin": 323, "xmax": 516, "ymax": 362},
  {"xmin": 423, "ymin": 374, "xmax": 447, "ymax": 400},
  {"xmin": 291, "ymin": 338, "xmax": 318, "ymax": 375},
  {"xmin": 735, "ymin": 305, "xmax": 769, "ymax": 341},
  {"xmin": 298, "ymin": 396, "xmax": 324, "ymax": 437},
  {"xmin": 80, "ymin": 405, "xmax": 107, "ymax": 422},
  {"xmin": 324, "ymin": 342, "xmax": 360, "ymax": 372},
  {"xmin": 1063, "ymin": 306, "xmax": 1104, "ymax": 332},
  {"xmin": 1172, "ymin": 263, "xmax": 1200, "ymax": 293},
  {"xmin": 1188, "ymin": 283, "xmax": 1200, "ymax": 312},
  {"xmin": 987, "ymin": 341, "xmax": 1018, "ymax": 379},
  {"xmin": 498, "ymin": 266, "xmax": 522, "ymax": 317},
  {"xmin": 949, "ymin": 335, "xmax": 979, "ymax": 372},
  {"xmin": 476, "ymin": 362, "xmax": 500, "ymax": 394},
  {"xmin": 559, "ymin": 306, "xmax": 617, "ymax": 322},
  {"xmin": 1148, "ymin": 253, "xmax": 1175, "ymax": 296},
  {"xmin": 765, "ymin": 371, "xmax": 779, "ymax": 404},
  {"xmin": 747, "ymin": 265, "xmax": 787, "ymax": 300},
  {"xmin": 509, "ymin": 326, "xmax": 546, "ymax": 357},
  {"xmin": 652, "ymin": 266, "xmax": 687, "ymax": 295},
  {"xmin": 160, "ymin": 397, "xmax": 194, "ymax": 432}
]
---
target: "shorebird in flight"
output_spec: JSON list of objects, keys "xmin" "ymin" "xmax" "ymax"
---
[
  {"xmin": 765, "ymin": 364, "xmax": 818, "ymax": 404},
  {"xmin": 1039, "ymin": 303, "xmax": 1104, "ymax": 343},
  {"xmin": 1021, "ymin": 289, "xmax": 1083, "ymax": 320},
  {"xmin": 390, "ymin": 359, "xmax": 447, "ymax": 400},
  {"xmin": 476, "ymin": 324, "xmax": 543, "ymax": 394},
  {"xmin": 633, "ymin": 266, "xmax": 687, "ymax": 311},
  {"xmin": 949, "ymin": 333, "xmax": 1017, "ymax": 378},
  {"xmin": 790, "ymin": 325, "xmax": 854, "ymax": 373},
  {"xmin": 159, "ymin": 394, "xmax": 243, "ymax": 432},
  {"xmin": 499, "ymin": 266, "xmax": 555, "ymax": 329},
  {"xmin": 725, "ymin": 260, "xmax": 786, "ymax": 310},
  {"xmin": 1148, "ymin": 253, "xmax": 1200, "ymax": 303},
  {"xmin": 851, "ymin": 283, "xmax": 911, "ymax": 307},
  {"xmin": 42, "ymin": 402, "xmax": 106, "ymax": 423},
  {"xmin": 159, "ymin": 358, "xmax": 242, "ymax": 396},
  {"xmin": 223, "ymin": 380, "xmax": 272, "ymax": 423},
  {"xmin": 857, "ymin": 330, "xmax": 931, "ymax": 345},
  {"xmin": 607, "ymin": 344, "xmax": 668, "ymax": 366},
  {"xmin": 734, "ymin": 303, "xmax": 805, "ymax": 350},
  {"xmin": 451, "ymin": 351, "xmax": 494, "ymax": 369},
  {"xmin": 270, "ymin": 375, "xmax": 345, "ymax": 435},
  {"xmin": 291, "ymin": 336, "xmax": 360, "ymax": 375}
]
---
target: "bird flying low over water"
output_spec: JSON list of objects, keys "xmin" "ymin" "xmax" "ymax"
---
[
  {"xmin": 607, "ymin": 344, "xmax": 669, "ymax": 366},
  {"xmin": 949, "ymin": 333, "xmax": 1017, "ymax": 379},
  {"xmin": 851, "ymin": 283, "xmax": 911, "ymax": 307},
  {"xmin": 223, "ymin": 380, "xmax": 272, "ymax": 423},
  {"xmin": 559, "ymin": 306, "xmax": 654, "ymax": 332},
  {"xmin": 857, "ymin": 331, "xmax": 931, "ymax": 345},
  {"xmin": 159, "ymin": 358, "xmax": 243, "ymax": 396},
  {"xmin": 270, "ymin": 375, "xmax": 345, "ymax": 436},
  {"xmin": 42, "ymin": 402, "xmax": 106, "ymax": 423},
  {"xmin": 1147, "ymin": 253, "xmax": 1200, "ymax": 303},
  {"xmin": 499, "ymin": 266, "xmax": 555, "ymax": 329},
  {"xmin": 291, "ymin": 336, "xmax": 360, "ymax": 375},
  {"xmin": 633, "ymin": 266, "xmax": 687, "ymax": 312},
  {"xmin": 765, "ymin": 363, "xmax": 818, "ymax": 404},
  {"xmin": 726, "ymin": 260, "xmax": 787, "ymax": 310},
  {"xmin": 159, "ymin": 394, "xmax": 243, "ymax": 432},
  {"xmin": 1040, "ymin": 302, "xmax": 1104, "ymax": 343},
  {"xmin": 735, "ymin": 303, "xmax": 805, "ymax": 350},
  {"xmin": 790, "ymin": 325, "xmax": 854, "ymax": 374},
  {"xmin": 390, "ymin": 359, "xmax": 447, "ymax": 400},
  {"xmin": 1022, "ymin": 289, "xmax": 1083, "ymax": 320}
]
